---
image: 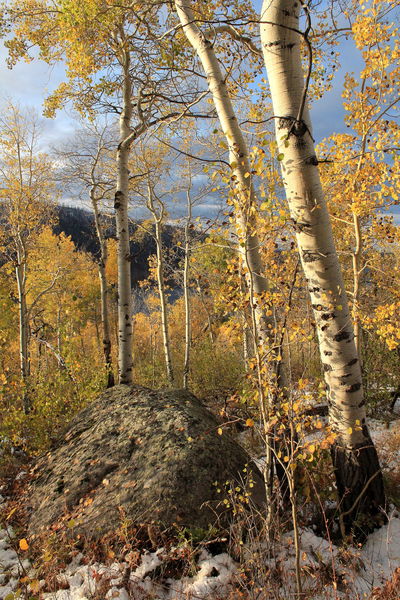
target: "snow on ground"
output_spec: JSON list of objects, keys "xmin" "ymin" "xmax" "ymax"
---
[
  {"xmin": 275, "ymin": 513, "xmax": 400, "ymax": 598},
  {"xmin": 1, "ymin": 414, "xmax": 400, "ymax": 600},
  {"xmin": 0, "ymin": 525, "xmax": 31, "ymax": 599},
  {"xmin": 1, "ymin": 517, "xmax": 400, "ymax": 599}
]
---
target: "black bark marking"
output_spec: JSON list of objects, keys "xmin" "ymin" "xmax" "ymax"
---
[
  {"xmin": 345, "ymin": 382, "xmax": 361, "ymax": 393},
  {"xmin": 321, "ymin": 312, "xmax": 335, "ymax": 321},
  {"xmin": 302, "ymin": 250, "xmax": 321, "ymax": 263},
  {"xmin": 339, "ymin": 374, "xmax": 351, "ymax": 383},
  {"xmin": 334, "ymin": 331, "xmax": 350, "ymax": 342},
  {"xmin": 114, "ymin": 190, "xmax": 123, "ymax": 209},
  {"xmin": 294, "ymin": 220, "xmax": 312, "ymax": 233},
  {"xmin": 323, "ymin": 351, "xmax": 332, "ymax": 356},
  {"xmin": 347, "ymin": 358, "xmax": 358, "ymax": 366},
  {"xmin": 312, "ymin": 304, "xmax": 329, "ymax": 312},
  {"xmin": 323, "ymin": 363, "xmax": 332, "ymax": 372}
]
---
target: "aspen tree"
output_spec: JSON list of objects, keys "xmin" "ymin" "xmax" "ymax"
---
[
  {"xmin": 56, "ymin": 124, "xmax": 116, "ymax": 387},
  {"xmin": 260, "ymin": 0, "xmax": 385, "ymax": 528},
  {"xmin": 0, "ymin": 104, "xmax": 56, "ymax": 412},
  {"xmin": 175, "ymin": 0, "xmax": 295, "ymax": 515},
  {"xmin": 183, "ymin": 183, "xmax": 193, "ymax": 389},
  {"xmin": 146, "ymin": 181, "xmax": 175, "ymax": 386},
  {"xmin": 174, "ymin": 0, "xmax": 280, "ymax": 369}
]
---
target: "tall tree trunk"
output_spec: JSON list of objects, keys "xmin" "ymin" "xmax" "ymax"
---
[
  {"xmin": 115, "ymin": 48, "xmax": 134, "ymax": 385},
  {"xmin": 351, "ymin": 130, "xmax": 368, "ymax": 364},
  {"xmin": 352, "ymin": 211, "xmax": 363, "ymax": 361},
  {"xmin": 183, "ymin": 189, "xmax": 192, "ymax": 389},
  {"xmin": 260, "ymin": 0, "xmax": 385, "ymax": 530},
  {"xmin": 147, "ymin": 184, "xmax": 175, "ymax": 386},
  {"xmin": 16, "ymin": 256, "xmax": 30, "ymax": 413},
  {"xmin": 175, "ymin": 0, "xmax": 289, "ymax": 515},
  {"xmin": 175, "ymin": 0, "xmax": 277, "ymax": 362},
  {"xmin": 91, "ymin": 189, "xmax": 115, "ymax": 388}
]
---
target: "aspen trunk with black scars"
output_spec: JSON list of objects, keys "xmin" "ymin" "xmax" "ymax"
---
[
  {"xmin": 115, "ymin": 48, "xmax": 134, "ymax": 385},
  {"xmin": 260, "ymin": 0, "xmax": 385, "ymax": 530},
  {"xmin": 175, "ymin": 0, "xmax": 291, "ymax": 509},
  {"xmin": 175, "ymin": 0, "xmax": 277, "ymax": 367},
  {"xmin": 91, "ymin": 188, "xmax": 114, "ymax": 388}
]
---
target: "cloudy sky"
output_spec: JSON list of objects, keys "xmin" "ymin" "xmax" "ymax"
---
[{"xmin": 1, "ymin": 23, "xmax": 397, "ymax": 223}]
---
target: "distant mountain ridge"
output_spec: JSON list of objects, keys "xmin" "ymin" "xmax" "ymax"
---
[
  {"xmin": 54, "ymin": 205, "xmax": 182, "ymax": 286},
  {"xmin": 0, "ymin": 203, "xmax": 183, "ymax": 287}
]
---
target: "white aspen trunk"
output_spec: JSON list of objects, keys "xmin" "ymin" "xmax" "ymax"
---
[
  {"xmin": 351, "ymin": 132, "xmax": 368, "ymax": 364},
  {"xmin": 175, "ymin": 0, "xmax": 292, "ymax": 515},
  {"xmin": 56, "ymin": 305, "xmax": 62, "ymax": 356},
  {"xmin": 183, "ymin": 191, "xmax": 192, "ymax": 389},
  {"xmin": 16, "ymin": 253, "xmax": 30, "ymax": 413},
  {"xmin": 352, "ymin": 211, "xmax": 363, "ymax": 361},
  {"xmin": 260, "ymin": 0, "xmax": 385, "ymax": 528},
  {"xmin": 115, "ymin": 49, "xmax": 134, "ymax": 385},
  {"xmin": 175, "ymin": 0, "xmax": 276, "ymax": 358},
  {"xmin": 196, "ymin": 278, "xmax": 215, "ymax": 345},
  {"xmin": 147, "ymin": 184, "xmax": 175, "ymax": 386},
  {"xmin": 91, "ymin": 189, "xmax": 115, "ymax": 387}
]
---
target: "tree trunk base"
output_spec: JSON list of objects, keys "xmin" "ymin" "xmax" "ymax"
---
[
  {"xmin": 331, "ymin": 439, "xmax": 386, "ymax": 539},
  {"xmin": 106, "ymin": 370, "xmax": 115, "ymax": 389}
]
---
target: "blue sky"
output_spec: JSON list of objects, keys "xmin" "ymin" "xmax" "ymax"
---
[
  {"xmin": 0, "ymin": 39, "xmax": 359, "ymax": 146},
  {"xmin": 1, "ymin": 25, "xmax": 398, "ymax": 223}
]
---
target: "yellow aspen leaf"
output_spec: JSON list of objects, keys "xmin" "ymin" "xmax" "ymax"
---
[
  {"xmin": 6, "ymin": 506, "xmax": 17, "ymax": 520},
  {"xmin": 245, "ymin": 418, "xmax": 254, "ymax": 427},
  {"xmin": 308, "ymin": 444, "xmax": 316, "ymax": 454},
  {"xmin": 19, "ymin": 538, "xmax": 29, "ymax": 551},
  {"xmin": 30, "ymin": 580, "xmax": 41, "ymax": 593},
  {"xmin": 217, "ymin": 428, "xmax": 223, "ymax": 435},
  {"xmin": 347, "ymin": 427, "xmax": 353, "ymax": 435}
]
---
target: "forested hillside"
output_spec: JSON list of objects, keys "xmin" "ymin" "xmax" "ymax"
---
[{"xmin": 0, "ymin": 0, "xmax": 399, "ymax": 598}]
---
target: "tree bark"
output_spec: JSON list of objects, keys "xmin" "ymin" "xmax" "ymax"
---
[
  {"xmin": 175, "ymin": 0, "xmax": 291, "ymax": 515},
  {"xmin": 16, "ymin": 253, "xmax": 31, "ymax": 413},
  {"xmin": 183, "ymin": 190, "xmax": 192, "ymax": 389},
  {"xmin": 115, "ymin": 48, "xmax": 134, "ymax": 385},
  {"xmin": 91, "ymin": 189, "xmax": 115, "ymax": 388},
  {"xmin": 175, "ymin": 0, "xmax": 277, "ymax": 360},
  {"xmin": 260, "ymin": 0, "xmax": 385, "ymax": 530},
  {"xmin": 147, "ymin": 183, "xmax": 175, "ymax": 386}
]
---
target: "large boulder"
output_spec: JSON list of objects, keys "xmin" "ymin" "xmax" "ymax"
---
[{"xmin": 28, "ymin": 385, "xmax": 264, "ymax": 537}]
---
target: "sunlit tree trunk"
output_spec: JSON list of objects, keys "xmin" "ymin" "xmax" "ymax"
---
[
  {"xmin": 115, "ymin": 48, "xmax": 134, "ymax": 384},
  {"xmin": 176, "ymin": 0, "xmax": 289, "ymax": 517},
  {"xmin": 260, "ymin": 0, "xmax": 385, "ymax": 529},
  {"xmin": 183, "ymin": 189, "xmax": 192, "ymax": 389},
  {"xmin": 91, "ymin": 189, "xmax": 115, "ymax": 387},
  {"xmin": 16, "ymin": 246, "xmax": 31, "ymax": 413},
  {"xmin": 352, "ymin": 211, "xmax": 363, "ymax": 361},
  {"xmin": 175, "ymin": 0, "xmax": 276, "ymax": 359},
  {"xmin": 147, "ymin": 183, "xmax": 175, "ymax": 386}
]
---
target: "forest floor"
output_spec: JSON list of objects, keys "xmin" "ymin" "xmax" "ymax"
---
[{"xmin": 1, "ymin": 413, "xmax": 400, "ymax": 600}]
